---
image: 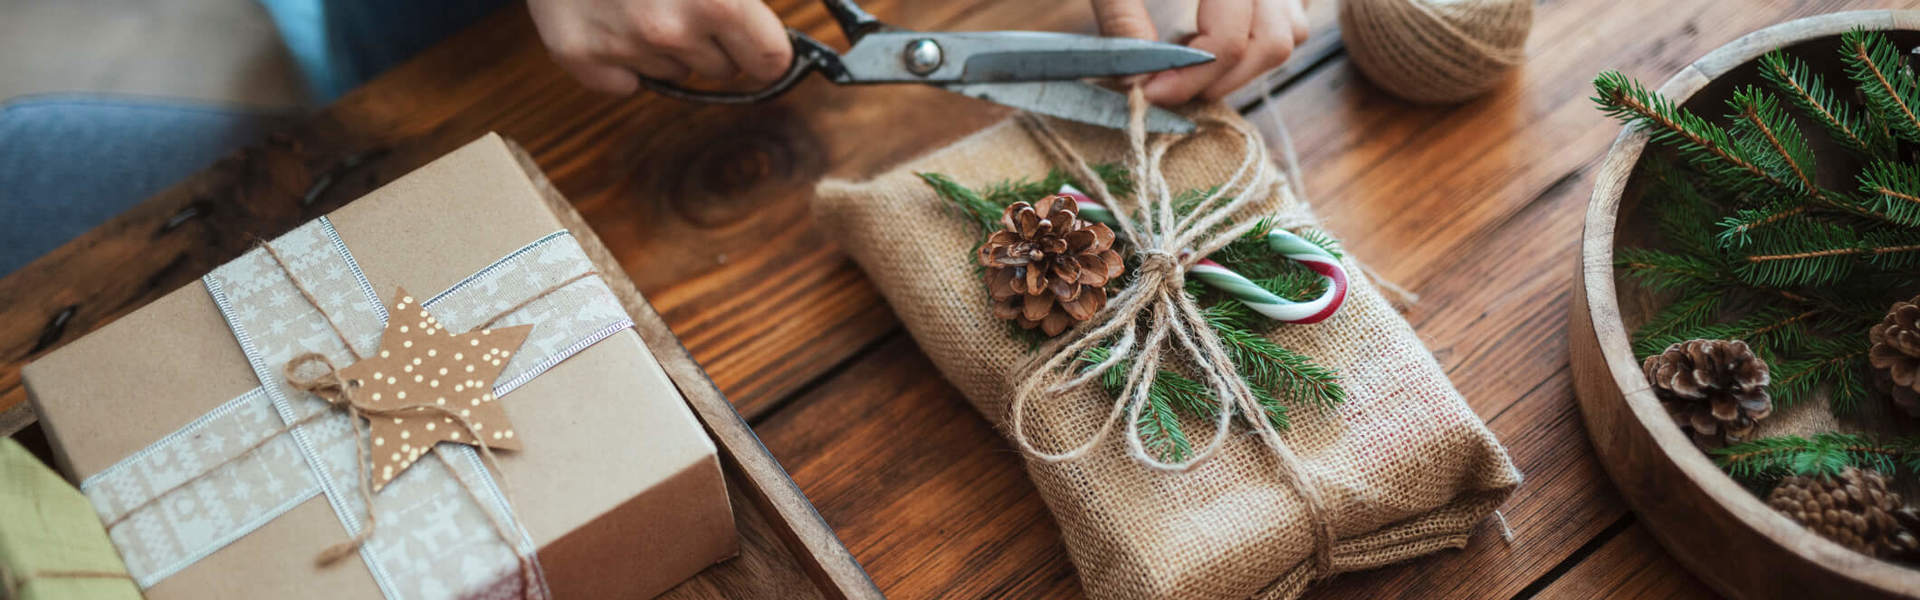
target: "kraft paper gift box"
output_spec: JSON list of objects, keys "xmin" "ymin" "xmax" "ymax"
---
[{"xmin": 23, "ymin": 134, "xmax": 738, "ymax": 599}]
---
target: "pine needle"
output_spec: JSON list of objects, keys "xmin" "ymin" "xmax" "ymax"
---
[
  {"xmin": 1842, "ymin": 29, "xmax": 1920, "ymax": 143},
  {"xmin": 1593, "ymin": 71, "xmax": 1793, "ymax": 199},
  {"xmin": 1769, "ymin": 338, "xmax": 1870, "ymax": 411},
  {"xmin": 1714, "ymin": 433, "xmax": 1920, "ymax": 482},
  {"xmin": 1759, "ymin": 49, "xmax": 1884, "ymax": 156},
  {"xmin": 1726, "ymin": 86, "xmax": 1823, "ymax": 197},
  {"xmin": 1856, "ymin": 159, "xmax": 1920, "ymax": 227}
]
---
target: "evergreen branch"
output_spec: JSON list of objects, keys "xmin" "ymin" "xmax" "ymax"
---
[
  {"xmin": 1744, "ymin": 243, "xmax": 1920, "ymax": 262},
  {"xmin": 1593, "ymin": 71, "xmax": 1792, "ymax": 198},
  {"xmin": 1856, "ymin": 159, "xmax": 1920, "ymax": 227},
  {"xmin": 1630, "ymin": 292, "xmax": 1722, "ymax": 357},
  {"xmin": 1759, "ymin": 49, "xmax": 1881, "ymax": 155},
  {"xmin": 918, "ymin": 171, "xmax": 1001, "ymax": 233},
  {"xmin": 1727, "ymin": 86, "xmax": 1821, "ymax": 196},
  {"xmin": 1770, "ymin": 338, "xmax": 1870, "ymax": 412},
  {"xmin": 1648, "ymin": 163, "xmax": 1730, "ymax": 256},
  {"xmin": 1842, "ymin": 29, "xmax": 1920, "ymax": 143},
  {"xmin": 1616, "ymin": 247, "xmax": 1724, "ymax": 292},
  {"xmin": 1635, "ymin": 306, "xmax": 1817, "ymax": 362},
  {"xmin": 1716, "ymin": 204, "xmax": 1813, "ymax": 246},
  {"xmin": 1714, "ymin": 433, "xmax": 1920, "ymax": 481},
  {"xmin": 1079, "ymin": 347, "xmax": 1200, "ymax": 462},
  {"xmin": 1134, "ymin": 377, "xmax": 1197, "ymax": 462},
  {"xmin": 1204, "ymin": 306, "xmax": 1346, "ymax": 410},
  {"xmin": 1727, "ymin": 219, "xmax": 1920, "ymax": 286}
]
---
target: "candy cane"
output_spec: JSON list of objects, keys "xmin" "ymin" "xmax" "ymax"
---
[{"xmin": 1058, "ymin": 185, "xmax": 1347, "ymax": 324}]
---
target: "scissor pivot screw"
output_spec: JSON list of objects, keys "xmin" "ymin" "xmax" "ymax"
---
[{"xmin": 903, "ymin": 38, "xmax": 944, "ymax": 76}]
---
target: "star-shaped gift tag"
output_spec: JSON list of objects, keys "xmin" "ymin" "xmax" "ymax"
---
[{"xmin": 334, "ymin": 288, "xmax": 533, "ymax": 491}]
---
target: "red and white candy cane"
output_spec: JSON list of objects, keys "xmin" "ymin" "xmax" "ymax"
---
[{"xmin": 1058, "ymin": 185, "xmax": 1347, "ymax": 324}]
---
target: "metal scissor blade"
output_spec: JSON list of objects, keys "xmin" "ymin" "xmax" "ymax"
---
[
  {"xmin": 839, "ymin": 31, "xmax": 1212, "ymax": 83},
  {"xmin": 942, "ymin": 81, "xmax": 1196, "ymax": 134},
  {"xmin": 962, "ymin": 46, "xmax": 1211, "ymax": 83}
]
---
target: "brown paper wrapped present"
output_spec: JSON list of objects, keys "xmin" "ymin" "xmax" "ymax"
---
[
  {"xmin": 24, "ymin": 134, "xmax": 737, "ymax": 599},
  {"xmin": 813, "ymin": 105, "xmax": 1522, "ymax": 599}
]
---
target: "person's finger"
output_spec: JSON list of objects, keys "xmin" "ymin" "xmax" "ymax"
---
[
  {"xmin": 1090, "ymin": 0, "xmax": 1159, "ymax": 41},
  {"xmin": 627, "ymin": 52, "xmax": 693, "ymax": 82},
  {"xmin": 1287, "ymin": 0, "xmax": 1310, "ymax": 44},
  {"xmin": 629, "ymin": 13, "xmax": 737, "ymax": 81},
  {"xmin": 557, "ymin": 58, "xmax": 642, "ymax": 95},
  {"xmin": 714, "ymin": 0, "xmax": 794, "ymax": 83},
  {"xmin": 1143, "ymin": 0, "xmax": 1252, "ymax": 104},
  {"xmin": 1203, "ymin": 0, "xmax": 1295, "ymax": 100}
]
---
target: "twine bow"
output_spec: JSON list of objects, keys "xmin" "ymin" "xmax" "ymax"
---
[{"xmin": 1008, "ymin": 87, "xmax": 1338, "ymax": 573}]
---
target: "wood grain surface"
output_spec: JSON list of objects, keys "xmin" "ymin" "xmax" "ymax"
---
[{"xmin": 6, "ymin": 0, "xmax": 1917, "ymax": 597}]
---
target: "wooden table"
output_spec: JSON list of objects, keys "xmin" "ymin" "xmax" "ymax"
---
[{"xmin": 5, "ymin": 0, "xmax": 1910, "ymax": 597}]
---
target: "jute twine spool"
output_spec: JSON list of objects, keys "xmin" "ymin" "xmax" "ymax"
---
[{"xmin": 1339, "ymin": 0, "xmax": 1532, "ymax": 104}]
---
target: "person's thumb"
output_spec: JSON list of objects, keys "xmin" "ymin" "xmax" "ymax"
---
[{"xmin": 1090, "ymin": 0, "xmax": 1159, "ymax": 41}]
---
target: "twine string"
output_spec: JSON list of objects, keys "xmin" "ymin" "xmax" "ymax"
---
[
  {"xmin": 1007, "ymin": 88, "xmax": 1338, "ymax": 573},
  {"xmin": 1, "ymin": 565, "xmax": 135, "ymax": 597}
]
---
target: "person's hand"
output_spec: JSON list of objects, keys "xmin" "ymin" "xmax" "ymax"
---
[
  {"xmin": 528, "ymin": 0, "xmax": 793, "ymax": 95},
  {"xmin": 1090, "ymin": 0, "xmax": 1309, "ymax": 105}
]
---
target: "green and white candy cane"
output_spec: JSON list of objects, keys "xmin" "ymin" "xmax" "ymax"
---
[{"xmin": 1058, "ymin": 184, "xmax": 1347, "ymax": 324}]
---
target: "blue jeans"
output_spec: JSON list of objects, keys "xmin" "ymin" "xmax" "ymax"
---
[
  {"xmin": 0, "ymin": 97, "xmax": 284, "ymax": 276},
  {"xmin": 0, "ymin": 0, "xmax": 507, "ymax": 276}
]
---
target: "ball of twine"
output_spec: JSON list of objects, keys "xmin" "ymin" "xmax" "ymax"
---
[{"xmin": 1339, "ymin": 0, "xmax": 1533, "ymax": 104}]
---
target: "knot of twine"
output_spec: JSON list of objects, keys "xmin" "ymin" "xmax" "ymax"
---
[
  {"xmin": 1339, "ymin": 0, "xmax": 1532, "ymax": 104},
  {"xmin": 282, "ymin": 349, "xmax": 537, "ymax": 599},
  {"xmin": 1008, "ymin": 87, "xmax": 1337, "ymax": 573}
]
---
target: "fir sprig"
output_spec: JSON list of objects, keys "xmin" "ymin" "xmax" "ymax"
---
[
  {"xmin": 1841, "ymin": 29, "xmax": 1920, "ymax": 143},
  {"xmin": 1769, "ymin": 338, "xmax": 1870, "ymax": 411},
  {"xmin": 918, "ymin": 163, "xmax": 1135, "ymax": 234},
  {"xmin": 1759, "ymin": 49, "xmax": 1884, "ymax": 157},
  {"xmin": 1714, "ymin": 433, "xmax": 1920, "ymax": 482},
  {"xmin": 1594, "ymin": 71, "xmax": 1793, "ymax": 199},
  {"xmin": 1727, "ymin": 86, "xmax": 1823, "ymax": 197},
  {"xmin": 1856, "ymin": 159, "xmax": 1920, "ymax": 227}
]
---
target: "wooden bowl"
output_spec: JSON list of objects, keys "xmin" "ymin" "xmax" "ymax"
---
[{"xmin": 1571, "ymin": 10, "xmax": 1920, "ymax": 600}]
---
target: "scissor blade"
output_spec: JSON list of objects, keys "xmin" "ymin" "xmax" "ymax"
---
[
  {"xmin": 962, "ymin": 46, "xmax": 1211, "ymax": 83},
  {"xmin": 942, "ymin": 81, "xmax": 1196, "ymax": 134},
  {"xmin": 839, "ymin": 32, "xmax": 1213, "ymax": 83}
]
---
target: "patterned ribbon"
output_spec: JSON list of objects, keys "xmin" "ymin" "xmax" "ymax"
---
[
  {"xmin": 77, "ymin": 218, "xmax": 633, "ymax": 599},
  {"xmin": 1060, "ymin": 184, "xmax": 1348, "ymax": 323}
]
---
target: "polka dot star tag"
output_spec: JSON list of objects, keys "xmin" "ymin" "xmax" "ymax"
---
[{"xmin": 334, "ymin": 288, "xmax": 533, "ymax": 491}]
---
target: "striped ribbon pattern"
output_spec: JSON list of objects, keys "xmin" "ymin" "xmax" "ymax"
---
[{"xmin": 1059, "ymin": 184, "xmax": 1347, "ymax": 324}]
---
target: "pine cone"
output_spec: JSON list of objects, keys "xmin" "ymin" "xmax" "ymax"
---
[
  {"xmin": 1871, "ymin": 294, "xmax": 1920, "ymax": 417},
  {"xmin": 1643, "ymin": 339, "xmax": 1772, "ymax": 445},
  {"xmin": 980, "ymin": 194, "xmax": 1124, "ymax": 336},
  {"xmin": 1768, "ymin": 467, "xmax": 1920, "ymax": 559}
]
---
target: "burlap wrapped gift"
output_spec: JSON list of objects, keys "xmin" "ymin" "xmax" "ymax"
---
[{"xmin": 814, "ymin": 104, "xmax": 1521, "ymax": 599}]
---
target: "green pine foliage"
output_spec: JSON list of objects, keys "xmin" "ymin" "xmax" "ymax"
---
[
  {"xmin": 1714, "ymin": 433, "xmax": 1920, "ymax": 482},
  {"xmin": 1759, "ymin": 49, "xmax": 1886, "ymax": 157},
  {"xmin": 1593, "ymin": 28, "xmax": 1920, "ymax": 426},
  {"xmin": 1842, "ymin": 29, "xmax": 1920, "ymax": 144},
  {"xmin": 926, "ymin": 166, "xmax": 1345, "ymax": 462},
  {"xmin": 1857, "ymin": 159, "xmax": 1920, "ymax": 226}
]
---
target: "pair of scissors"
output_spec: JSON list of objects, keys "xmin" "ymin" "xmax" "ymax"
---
[{"xmin": 634, "ymin": 0, "xmax": 1214, "ymax": 133}]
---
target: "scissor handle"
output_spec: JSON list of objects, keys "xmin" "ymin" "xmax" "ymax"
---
[{"xmin": 634, "ymin": 29, "xmax": 845, "ymax": 104}]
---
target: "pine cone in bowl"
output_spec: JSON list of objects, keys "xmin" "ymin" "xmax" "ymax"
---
[
  {"xmin": 980, "ymin": 194, "xmax": 1124, "ymax": 336},
  {"xmin": 1768, "ymin": 467, "xmax": 1920, "ymax": 559},
  {"xmin": 1642, "ymin": 339, "xmax": 1772, "ymax": 446},
  {"xmin": 1871, "ymin": 294, "xmax": 1920, "ymax": 417}
]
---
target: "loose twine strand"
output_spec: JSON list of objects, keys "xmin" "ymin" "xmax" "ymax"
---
[
  {"xmin": 99, "ymin": 239, "xmax": 591, "ymax": 598},
  {"xmin": 1008, "ymin": 87, "xmax": 1337, "ymax": 573},
  {"xmin": 1, "ymin": 566, "xmax": 134, "ymax": 597}
]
